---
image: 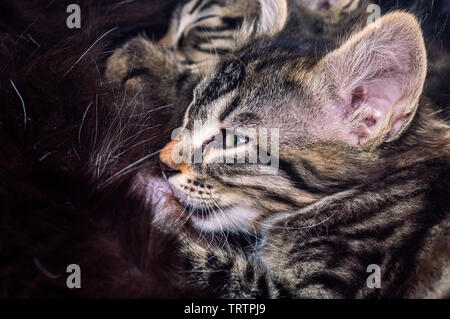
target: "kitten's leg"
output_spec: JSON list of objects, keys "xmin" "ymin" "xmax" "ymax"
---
[
  {"xmin": 105, "ymin": 36, "xmax": 197, "ymax": 107},
  {"xmin": 179, "ymin": 239, "xmax": 292, "ymax": 298}
]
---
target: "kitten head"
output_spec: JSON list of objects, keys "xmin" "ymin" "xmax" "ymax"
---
[{"xmin": 159, "ymin": 12, "xmax": 427, "ymax": 233}]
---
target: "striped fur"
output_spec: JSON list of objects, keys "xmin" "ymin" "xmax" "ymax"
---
[
  {"xmin": 159, "ymin": 0, "xmax": 257, "ymax": 67},
  {"xmin": 158, "ymin": 0, "xmax": 290, "ymax": 73},
  {"xmin": 105, "ymin": 1, "xmax": 450, "ymax": 298}
]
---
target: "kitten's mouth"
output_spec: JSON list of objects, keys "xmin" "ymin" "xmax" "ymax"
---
[
  {"xmin": 154, "ymin": 179, "xmax": 257, "ymax": 232},
  {"xmin": 152, "ymin": 170, "xmax": 244, "ymax": 230},
  {"xmin": 161, "ymin": 181, "xmax": 226, "ymax": 221}
]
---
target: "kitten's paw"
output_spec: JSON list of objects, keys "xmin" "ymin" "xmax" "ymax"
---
[
  {"xmin": 105, "ymin": 36, "xmax": 179, "ymax": 89},
  {"xmin": 105, "ymin": 36, "xmax": 188, "ymax": 107},
  {"xmin": 105, "ymin": 37, "xmax": 145, "ymax": 86}
]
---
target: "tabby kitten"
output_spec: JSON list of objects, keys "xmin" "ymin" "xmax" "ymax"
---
[
  {"xmin": 156, "ymin": 0, "xmax": 369, "ymax": 72},
  {"xmin": 106, "ymin": 0, "xmax": 450, "ymax": 298},
  {"xmin": 158, "ymin": 0, "xmax": 261, "ymax": 69}
]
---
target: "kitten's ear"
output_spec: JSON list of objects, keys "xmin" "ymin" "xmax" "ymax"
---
[
  {"xmin": 315, "ymin": 12, "xmax": 427, "ymax": 146},
  {"xmin": 238, "ymin": 0, "xmax": 288, "ymax": 42},
  {"xmin": 255, "ymin": 0, "xmax": 288, "ymax": 34}
]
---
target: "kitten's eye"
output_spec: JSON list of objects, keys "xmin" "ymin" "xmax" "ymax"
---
[
  {"xmin": 234, "ymin": 134, "xmax": 249, "ymax": 147},
  {"xmin": 221, "ymin": 129, "xmax": 250, "ymax": 149}
]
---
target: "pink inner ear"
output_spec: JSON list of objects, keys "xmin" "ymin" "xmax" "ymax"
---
[
  {"xmin": 350, "ymin": 86, "xmax": 367, "ymax": 112},
  {"xmin": 347, "ymin": 77, "xmax": 403, "ymax": 143}
]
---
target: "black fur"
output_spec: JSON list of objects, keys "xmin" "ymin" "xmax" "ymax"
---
[{"xmin": 0, "ymin": 0, "xmax": 202, "ymax": 298}]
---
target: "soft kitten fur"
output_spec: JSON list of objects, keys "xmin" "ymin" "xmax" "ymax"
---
[
  {"xmin": 1, "ymin": 0, "xmax": 449, "ymax": 298},
  {"xmin": 105, "ymin": 0, "xmax": 450, "ymax": 298}
]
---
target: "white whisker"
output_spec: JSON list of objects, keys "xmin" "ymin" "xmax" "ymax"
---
[
  {"xmin": 10, "ymin": 80, "xmax": 27, "ymax": 128},
  {"xmin": 102, "ymin": 149, "xmax": 161, "ymax": 187},
  {"xmin": 64, "ymin": 27, "xmax": 119, "ymax": 76},
  {"xmin": 78, "ymin": 102, "xmax": 93, "ymax": 146}
]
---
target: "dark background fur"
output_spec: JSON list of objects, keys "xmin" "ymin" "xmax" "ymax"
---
[
  {"xmin": 0, "ymin": 0, "xmax": 200, "ymax": 298},
  {"xmin": 0, "ymin": 0, "xmax": 448, "ymax": 298}
]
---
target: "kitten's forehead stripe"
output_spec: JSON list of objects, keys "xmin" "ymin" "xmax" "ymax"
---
[
  {"xmin": 219, "ymin": 95, "xmax": 241, "ymax": 121},
  {"xmin": 186, "ymin": 59, "xmax": 246, "ymax": 128},
  {"xmin": 185, "ymin": 36, "xmax": 331, "ymax": 128}
]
